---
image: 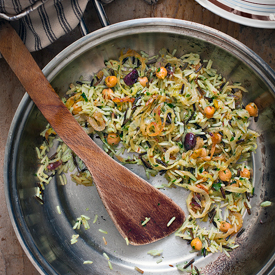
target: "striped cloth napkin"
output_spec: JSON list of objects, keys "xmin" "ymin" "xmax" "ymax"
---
[{"xmin": 0, "ymin": 0, "xmax": 113, "ymax": 52}]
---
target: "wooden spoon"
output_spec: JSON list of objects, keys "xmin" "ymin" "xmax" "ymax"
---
[{"xmin": 0, "ymin": 21, "xmax": 185, "ymax": 245}]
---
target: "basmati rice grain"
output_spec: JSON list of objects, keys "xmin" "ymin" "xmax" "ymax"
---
[
  {"xmin": 261, "ymin": 201, "xmax": 272, "ymax": 207},
  {"xmin": 141, "ymin": 217, "xmax": 151, "ymax": 226},
  {"xmin": 99, "ymin": 229, "xmax": 108, "ymax": 234},
  {"xmin": 125, "ymin": 237, "xmax": 129, "ymax": 246},
  {"xmin": 167, "ymin": 217, "xmax": 176, "ymax": 227},
  {"xmin": 108, "ymin": 260, "xmax": 113, "ymax": 270},
  {"xmin": 93, "ymin": 214, "xmax": 98, "ymax": 223},
  {"xmin": 103, "ymin": 252, "xmax": 109, "ymax": 260},
  {"xmin": 83, "ymin": 261, "xmax": 93, "ymax": 264},
  {"xmin": 56, "ymin": 206, "xmax": 61, "ymax": 214}
]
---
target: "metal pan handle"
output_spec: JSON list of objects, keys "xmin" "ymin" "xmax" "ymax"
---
[
  {"xmin": 80, "ymin": 0, "xmax": 110, "ymax": 36},
  {"xmin": 92, "ymin": 0, "xmax": 110, "ymax": 27}
]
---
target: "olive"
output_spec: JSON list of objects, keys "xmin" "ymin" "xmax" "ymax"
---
[
  {"xmin": 184, "ymin": 133, "xmax": 196, "ymax": 151},
  {"xmin": 124, "ymin": 69, "xmax": 139, "ymax": 86}
]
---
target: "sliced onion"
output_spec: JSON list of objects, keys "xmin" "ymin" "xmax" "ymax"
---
[
  {"xmin": 45, "ymin": 128, "xmax": 56, "ymax": 141},
  {"xmin": 65, "ymin": 92, "xmax": 82, "ymax": 109},
  {"xmin": 186, "ymin": 185, "xmax": 211, "ymax": 218},
  {"xmin": 164, "ymin": 146, "xmax": 179, "ymax": 163},
  {"xmin": 119, "ymin": 49, "xmax": 146, "ymax": 71},
  {"xmin": 86, "ymin": 111, "xmax": 105, "ymax": 131},
  {"xmin": 161, "ymin": 109, "xmax": 175, "ymax": 136},
  {"xmin": 224, "ymin": 185, "xmax": 248, "ymax": 193}
]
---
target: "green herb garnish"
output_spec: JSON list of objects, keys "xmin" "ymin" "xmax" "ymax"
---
[
  {"xmin": 81, "ymin": 92, "xmax": 88, "ymax": 102},
  {"xmin": 212, "ymin": 182, "xmax": 222, "ymax": 191}
]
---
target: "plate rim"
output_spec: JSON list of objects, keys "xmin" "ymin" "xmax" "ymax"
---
[{"xmin": 195, "ymin": 0, "xmax": 275, "ymax": 28}]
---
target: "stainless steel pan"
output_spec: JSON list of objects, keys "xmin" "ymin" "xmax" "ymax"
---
[{"xmin": 4, "ymin": 18, "xmax": 275, "ymax": 274}]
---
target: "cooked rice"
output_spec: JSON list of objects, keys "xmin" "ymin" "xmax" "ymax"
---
[{"xmin": 35, "ymin": 48, "xmax": 259, "ymax": 257}]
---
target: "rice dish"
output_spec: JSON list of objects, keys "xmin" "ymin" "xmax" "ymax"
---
[{"xmin": 35, "ymin": 48, "xmax": 259, "ymax": 256}]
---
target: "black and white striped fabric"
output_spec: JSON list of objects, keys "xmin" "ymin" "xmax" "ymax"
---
[{"xmin": 0, "ymin": 0, "xmax": 111, "ymax": 52}]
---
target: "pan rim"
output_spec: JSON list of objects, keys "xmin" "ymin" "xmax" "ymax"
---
[{"xmin": 4, "ymin": 18, "xmax": 275, "ymax": 275}]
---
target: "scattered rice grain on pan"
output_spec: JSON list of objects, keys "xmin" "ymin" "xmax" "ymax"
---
[
  {"xmin": 93, "ymin": 214, "xmax": 98, "ymax": 223},
  {"xmin": 83, "ymin": 260, "xmax": 93, "ymax": 264},
  {"xmin": 56, "ymin": 205, "xmax": 61, "ymax": 214},
  {"xmin": 141, "ymin": 217, "xmax": 150, "ymax": 226},
  {"xmin": 103, "ymin": 236, "xmax": 107, "ymax": 245},
  {"xmin": 70, "ymin": 234, "xmax": 79, "ymax": 244},
  {"xmin": 147, "ymin": 249, "xmax": 163, "ymax": 256},
  {"xmin": 135, "ymin": 266, "xmax": 144, "ymax": 274},
  {"xmin": 167, "ymin": 216, "xmax": 176, "ymax": 227},
  {"xmin": 99, "ymin": 229, "xmax": 108, "ymax": 234},
  {"xmin": 108, "ymin": 260, "xmax": 113, "ymax": 270},
  {"xmin": 260, "ymin": 201, "xmax": 272, "ymax": 207},
  {"xmin": 103, "ymin": 252, "xmax": 110, "ymax": 260}
]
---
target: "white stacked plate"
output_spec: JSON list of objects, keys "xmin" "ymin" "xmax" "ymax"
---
[{"xmin": 195, "ymin": 0, "xmax": 275, "ymax": 28}]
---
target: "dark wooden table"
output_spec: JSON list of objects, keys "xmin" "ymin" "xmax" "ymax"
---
[{"xmin": 0, "ymin": 0, "xmax": 274, "ymax": 273}]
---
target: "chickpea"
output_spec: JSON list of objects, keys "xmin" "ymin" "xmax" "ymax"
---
[
  {"xmin": 191, "ymin": 237, "xmax": 203, "ymax": 251},
  {"xmin": 72, "ymin": 103, "xmax": 82, "ymax": 115},
  {"xmin": 138, "ymin": 76, "xmax": 148, "ymax": 87},
  {"xmin": 240, "ymin": 168, "xmax": 250, "ymax": 178},
  {"xmin": 219, "ymin": 168, "xmax": 232, "ymax": 182},
  {"xmin": 105, "ymin": 76, "xmax": 117, "ymax": 88},
  {"xmin": 102, "ymin": 88, "xmax": 114, "ymax": 100},
  {"xmin": 156, "ymin": 67, "xmax": 167, "ymax": 79},
  {"xmin": 211, "ymin": 133, "xmax": 222, "ymax": 144},
  {"xmin": 191, "ymin": 148, "xmax": 207, "ymax": 159},
  {"xmin": 245, "ymin": 102, "xmax": 258, "ymax": 117},
  {"xmin": 197, "ymin": 171, "xmax": 209, "ymax": 182},
  {"xmin": 219, "ymin": 221, "xmax": 232, "ymax": 232},
  {"xmin": 200, "ymin": 148, "xmax": 207, "ymax": 158},
  {"xmin": 204, "ymin": 106, "xmax": 215, "ymax": 118},
  {"xmin": 106, "ymin": 133, "xmax": 120, "ymax": 146}
]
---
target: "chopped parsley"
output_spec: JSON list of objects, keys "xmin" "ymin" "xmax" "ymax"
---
[
  {"xmin": 167, "ymin": 103, "xmax": 174, "ymax": 108},
  {"xmin": 212, "ymin": 182, "xmax": 222, "ymax": 191},
  {"xmin": 81, "ymin": 92, "xmax": 88, "ymax": 102}
]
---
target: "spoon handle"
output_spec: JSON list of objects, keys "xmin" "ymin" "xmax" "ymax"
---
[
  {"xmin": 0, "ymin": 21, "xmax": 102, "ymax": 164},
  {"xmin": 0, "ymin": 21, "xmax": 185, "ymax": 245}
]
